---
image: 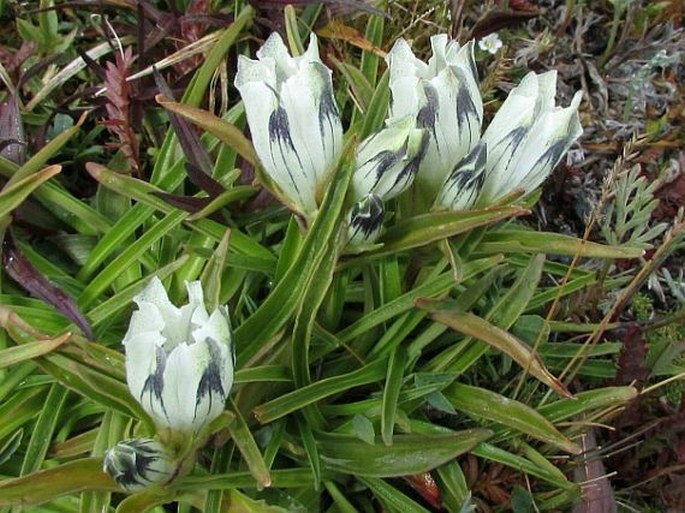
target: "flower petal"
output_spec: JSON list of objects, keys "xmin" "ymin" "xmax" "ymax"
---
[
  {"xmin": 123, "ymin": 326, "xmax": 165, "ymax": 409},
  {"xmin": 103, "ymin": 438, "xmax": 174, "ymax": 491},
  {"xmin": 160, "ymin": 342, "xmax": 202, "ymax": 431},
  {"xmin": 235, "ymin": 33, "xmax": 342, "ymax": 216},
  {"xmin": 480, "ymin": 72, "xmax": 540, "ymax": 201},
  {"xmin": 388, "ymin": 36, "xmax": 482, "ymax": 203},
  {"xmin": 506, "ymin": 91, "xmax": 583, "ymax": 195},
  {"xmin": 346, "ymin": 193, "xmax": 385, "ymax": 248},
  {"xmin": 435, "ymin": 141, "xmax": 487, "ymax": 211},
  {"xmin": 352, "ymin": 117, "xmax": 427, "ymax": 201},
  {"xmin": 279, "ymin": 60, "xmax": 342, "ymax": 187}
]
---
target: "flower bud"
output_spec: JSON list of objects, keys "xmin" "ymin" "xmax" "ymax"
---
[
  {"xmin": 386, "ymin": 35, "xmax": 483, "ymax": 202},
  {"xmin": 435, "ymin": 141, "xmax": 487, "ymax": 211},
  {"xmin": 347, "ymin": 193, "xmax": 385, "ymax": 248},
  {"xmin": 123, "ymin": 277, "xmax": 234, "ymax": 434},
  {"xmin": 103, "ymin": 439, "xmax": 174, "ymax": 492},
  {"xmin": 235, "ymin": 33, "xmax": 343, "ymax": 216},
  {"xmin": 351, "ymin": 117, "xmax": 427, "ymax": 203},
  {"xmin": 479, "ymin": 71, "xmax": 583, "ymax": 202}
]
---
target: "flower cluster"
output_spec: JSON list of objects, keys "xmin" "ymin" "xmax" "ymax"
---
[
  {"xmin": 236, "ymin": 33, "xmax": 583, "ymax": 249},
  {"xmin": 103, "ymin": 278, "xmax": 234, "ymax": 492}
]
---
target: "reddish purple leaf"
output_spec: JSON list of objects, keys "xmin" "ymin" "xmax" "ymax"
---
[
  {"xmin": 0, "ymin": 95, "xmax": 26, "ymax": 165},
  {"xmin": 153, "ymin": 69, "xmax": 223, "ymax": 198},
  {"xmin": 153, "ymin": 192, "xmax": 212, "ymax": 214},
  {"xmin": 2, "ymin": 234, "xmax": 94, "ymax": 340}
]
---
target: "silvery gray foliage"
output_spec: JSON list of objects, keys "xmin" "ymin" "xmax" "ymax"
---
[
  {"xmin": 103, "ymin": 439, "xmax": 174, "ymax": 491},
  {"xmin": 123, "ymin": 277, "xmax": 234, "ymax": 434},
  {"xmin": 235, "ymin": 33, "xmax": 343, "ymax": 217}
]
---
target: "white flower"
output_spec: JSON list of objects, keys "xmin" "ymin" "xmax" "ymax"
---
[
  {"xmin": 435, "ymin": 141, "xmax": 487, "ymax": 210},
  {"xmin": 479, "ymin": 71, "xmax": 583, "ymax": 202},
  {"xmin": 351, "ymin": 116, "xmax": 427, "ymax": 203},
  {"xmin": 123, "ymin": 277, "xmax": 234, "ymax": 434},
  {"xmin": 386, "ymin": 34, "xmax": 483, "ymax": 203},
  {"xmin": 478, "ymin": 33, "xmax": 503, "ymax": 55},
  {"xmin": 346, "ymin": 193, "xmax": 385, "ymax": 248},
  {"xmin": 235, "ymin": 33, "xmax": 343, "ymax": 216},
  {"xmin": 103, "ymin": 438, "xmax": 174, "ymax": 491}
]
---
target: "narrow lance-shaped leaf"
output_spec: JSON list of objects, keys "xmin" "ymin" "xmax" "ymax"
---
[
  {"xmin": 0, "ymin": 458, "xmax": 118, "ymax": 507},
  {"xmin": 153, "ymin": 71, "xmax": 223, "ymax": 198},
  {"xmin": 0, "ymin": 165, "xmax": 61, "ymax": 219},
  {"xmin": 227, "ymin": 399, "xmax": 271, "ymax": 488},
  {"xmin": 156, "ymin": 95, "xmax": 258, "ymax": 168},
  {"xmin": 443, "ymin": 383, "xmax": 581, "ymax": 454},
  {"xmin": 369, "ymin": 205, "xmax": 528, "ymax": 260},
  {"xmin": 417, "ymin": 303, "xmax": 571, "ymax": 398},
  {"xmin": 0, "ymin": 332, "xmax": 69, "ymax": 370},
  {"xmin": 6, "ymin": 112, "xmax": 86, "ymax": 186},
  {"xmin": 318, "ymin": 429, "xmax": 492, "ymax": 477},
  {"xmin": 3, "ymin": 233, "xmax": 93, "ymax": 340},
  {"xmin": 476, "ymin": 229, "xmax": 645, "ymax": 259}
]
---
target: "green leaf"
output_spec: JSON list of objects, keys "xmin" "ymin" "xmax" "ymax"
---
[
  {"xmin": 443, "ymin": 383, "xmax": 581, "ymax": 454},
  {"xmin": 352, "ymin": 414, "xmax": 375, "ymax": 445},
  {"xmin": 284, "ymin": 4, "xmax": 305, "ymax": 55},
  {"xmin": 317, "ymin": 429, "xmax": 492, "ymax": 477},
  {"xmin": 472, "ymin": 442, "xmax": 574, "ymax": 490},
  {"xmin": 0, "ymin": 165, "xmax": 61, "ymax": 219},
  {"xmin": 476, "ymin": 229, "xmax": 644, "ymax": 259},
  {"xmin": 0, "ymin": 155, "xmax": 110, "ymax": 235},
  {"xmin": 177, "ymin": 469, "xmax": 325, "ymax": 491},
  {"xmin": 0, "ymin": 428, "xmax": 23, "ymax": 466},
  {"xmin": 381, "ymin": 347, "xmax": 407, "ymax": 445},
  {"xmin": 360, "ymin": 14, "xmax": 384, "ymax": 86},
  {"xmin": 337, "ymin": 256, "xmax": 503, "ymax": 344},
  {"xmin": 359, "ymin": 477, "xmax": 430, "ymax": 513},
  {"xmin": 420, "ymin": 307, "xmax": 571, "ymax": 398},
  {"xmin": 334, "ymin": 60, "xmax": 374, "ymax": 113},
  {"xmin": 0, "ymin": 332, "xmax": 68, "ymax": 369},
  {"xmin": 227, "ymin": 399, "xmax": 271, "ymax": 488},
  {"xmin": 362, "ymin": 206, "xmax": 528, "ymax": 260},
  {"xmin": 0, "ymin": 458, "xmax": 117, "ymax": 506},
  {"xmin": 20, "ymin": 383, "xmax": 69, "ymax": 475},
  {"xmin": 253, "ymin": 359, "xmax": 386, "ymax": 424},
  {"xmin": 155, "ymin": 97, "xmax": 258, "ymax": 167},
  {"xmin": 6, "ymin": 112, "xmax": 85, "ymax": 187},
  {"xmin": 200, "ymin": 228, "xmax": 231, "ymax": 312},
  {"xmin": 296, "ymin": 413, "xmax": 321, "ymax": 490},
  {"xmin": 538, "ymin": 386, "xmax": 637, "ymax": 423},
  {"xmin": 360, "ymin": 70, "xmax": 389, "ymax": 138},
  {"xmin": 235, "ymin": 141, "xmax": 356, "ymax": 366}
]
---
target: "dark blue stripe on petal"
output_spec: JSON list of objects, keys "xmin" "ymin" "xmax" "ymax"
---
[
  {"xmin": 141, "ymin": 345, "xmax": 169, "ymax": 422},
  {"xmin": 194, "ymin": 339, "xmax": 227, "ymax": 421}
]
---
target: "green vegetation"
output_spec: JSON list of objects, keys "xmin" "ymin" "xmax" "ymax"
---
[{"xmin": 0, "ymin": 1, "xmax": 683, "ymax": 511}]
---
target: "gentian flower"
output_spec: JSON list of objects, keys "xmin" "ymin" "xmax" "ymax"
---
[
  {"xmin": 103, "ymin": 439, "xmax": 174, "ymax": 491},
  {"xmin": 386, "ymin": 34, "xmax": 482, "ymax": 204},
  {"xmin": 350, "ymin": 116, "xmax": 428, "ymax": 203},
  {"xmin": 478, "ymin": 70, "xmax": 583, "ymax": 203},
  {"xmin": 346, "ymin": 193, "xmax": 385, "ymax": 249},
  {"xmin": 345, "ymin": 117, "xmax": 427, "ymax": 249},
  {"xmin": 123, "ymin": 277, "xmax": 234, "ymax": 434},
  {"xmin": 235, "ymin": 33, "xmax": 343, "ymax": 217}
]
